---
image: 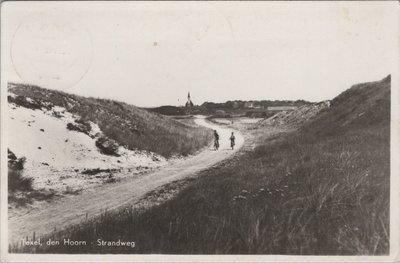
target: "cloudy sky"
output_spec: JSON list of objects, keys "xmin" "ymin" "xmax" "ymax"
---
[{"xmin": 1, "ymin": 1, "xmax": 398, "ymax": 107}]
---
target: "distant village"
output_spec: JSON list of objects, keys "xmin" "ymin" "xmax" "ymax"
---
[
  {"xmin": 185, "ymin": 92, "xmax": 307, "ymax": 109},
  {"xmin": 149, "ymin": 92, "xmax": 312, "ymax": 117}
]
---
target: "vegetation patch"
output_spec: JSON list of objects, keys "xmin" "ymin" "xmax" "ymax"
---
[
  {"xmin": 147, "ymin": 106, "xmax": 186, "ymax": 116},
  {"xmin": 81, "ymin": 168, "xmax": 118, "ymax": 176},
  {"xmin": 8, "ymin": 150, "xmax": 32, "ymax": 193},
  {"xmin": 8, "ymin": 149, "xmax": 57, "ymax": 206},
  {"xmin": 66, "ymin": 118, "xmax": 93, "ymax": 137},
  {"xmin": 95, "ymin": 136, "xmax": 121, "ymax": 157},
  {"xmin": 8, "ymin": 94, "xmax": 52, "ymax": 111}
]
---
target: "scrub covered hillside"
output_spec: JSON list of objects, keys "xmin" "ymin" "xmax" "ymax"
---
[{"xmin": 8, "ymin": 83, "xmax": 213, "ymax": 158}]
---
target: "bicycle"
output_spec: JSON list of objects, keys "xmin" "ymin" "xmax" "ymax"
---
[{"xmin": 214, "ymin": 140, "xmax": 219, "ymax": 150}]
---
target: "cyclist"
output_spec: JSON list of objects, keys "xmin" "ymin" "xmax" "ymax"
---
[
  {"xmin": 213, "ymin": 130, "xmax": 220, "ymax": 150},
  {"xmin": 229, "ymin": 132, "xmax": 235, "ymax": 150}
]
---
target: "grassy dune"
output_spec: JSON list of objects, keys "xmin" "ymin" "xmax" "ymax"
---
[
  {"xmin": 8, "ymin": 83, "xmax": 213, "ymax": 157},
  {"xmin": 12, "ymin": 76, "xmax": 390, "ymax": 254}
]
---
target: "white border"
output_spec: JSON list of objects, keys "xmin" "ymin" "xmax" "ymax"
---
[{"xmin": 1, "ymin": 1, "xmax": 399, "ymax": 262}]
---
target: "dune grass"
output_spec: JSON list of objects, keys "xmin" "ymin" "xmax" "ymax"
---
[
  {"xmin": 8, "ymin": 83, "xmax": 213, "ymax": 157},
  {"xmin": 10, "ymin": 76, "xmax": 390, "ymax": 254},
  {"xmin": 18, "ymin": 123, "xmax": 388, "ymax": 254}
]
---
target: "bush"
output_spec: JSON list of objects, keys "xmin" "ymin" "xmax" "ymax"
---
[
  {"xmin": 8, "ymin": 157, "xmax": 33, "ymax": 192},
  {"xmin": 66, "ymin": 122, "xmax": 92, "ymax": 137},
  {"xmin": 95, "ymin": 136, "xmax": 120, "ymax": 157}
]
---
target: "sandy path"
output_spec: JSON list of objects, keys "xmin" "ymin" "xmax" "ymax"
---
[{"xmin": 8, "ymin": 116, "xmax": 244, "ymax": 244}]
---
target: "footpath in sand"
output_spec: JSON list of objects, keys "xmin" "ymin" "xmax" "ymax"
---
[{"xmin": 8, "ymin": 116, "xmax": 244, "ymax": 244}]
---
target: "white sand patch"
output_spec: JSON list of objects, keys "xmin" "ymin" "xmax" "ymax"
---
[
  {"xmin": 212, "ymin": 118, "xmax": 233, "ymax": 125},
  {"xmin": 8, "ymin": 102, "xmax": 167, "ymax": 194},
  {"xmin": 237, "ymin": 118, "xmax": 263, "ymax": 124}
]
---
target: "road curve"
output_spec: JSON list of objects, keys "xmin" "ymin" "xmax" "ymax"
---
[{"xmin": 8, "ymin": 116, "xmax": 244, "ymax": 244}]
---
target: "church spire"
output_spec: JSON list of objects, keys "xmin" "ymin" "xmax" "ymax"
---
[{"xmin": 185, "ymin": 92, "xmax": 194, "ymax": 107}]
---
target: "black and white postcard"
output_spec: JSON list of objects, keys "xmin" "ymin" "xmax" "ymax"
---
[{"xmin": 1, "ymin": 1, "xmax": 399, "ymax": 262}]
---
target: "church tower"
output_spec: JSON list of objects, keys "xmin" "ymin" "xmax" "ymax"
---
[{"xmin": 185, "ymin": 92, "xmax": 194, "ymax": 107}]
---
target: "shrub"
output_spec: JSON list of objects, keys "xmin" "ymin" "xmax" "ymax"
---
[
  {"xmin": 8, "ymin": 157, "xmax": 33, "ymax": 192},
  {"xmin": 95, "ymin": 136, "xmax": 120, "ymax": 157},
  {"xmin": 66, "ymin": 122, "xmax": 91, "ymax": 137}
]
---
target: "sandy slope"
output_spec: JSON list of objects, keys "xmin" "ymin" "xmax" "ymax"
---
[
  {"xmin": 8, "ymin": 103, "xmax": 167, "ymax": 193},
  {"xmin": 8, "ymin": 116, "xmax": 244, "ymax": 244}
]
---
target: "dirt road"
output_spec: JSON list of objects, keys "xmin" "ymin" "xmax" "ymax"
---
[{"xmin": 8, "ymin": 116, "xmax": 244, "ymax": 244}]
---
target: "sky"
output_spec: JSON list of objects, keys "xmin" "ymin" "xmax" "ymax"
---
[{"xmin": 1, "ymin": 1, "xmax": 398, "ymax": 107}]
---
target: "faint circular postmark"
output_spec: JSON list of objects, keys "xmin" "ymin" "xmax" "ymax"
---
[{"xmin": 11, "ymin": 15, "xmax": 93, "ymax": 91}]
